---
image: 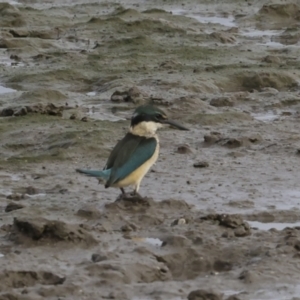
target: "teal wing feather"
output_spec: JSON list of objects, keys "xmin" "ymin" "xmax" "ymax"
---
[
  {"xmin": 105, "ymin": 133, "xmax": 157, "ymax": 187},
  {"xmin": 76, "ymin": 169, "xmax": 111, "ymax": 180}
]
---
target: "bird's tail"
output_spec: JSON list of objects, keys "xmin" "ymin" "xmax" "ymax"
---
[{"xmin": 76, "ymin": 168, "xmax": 111, "ymax": 180}]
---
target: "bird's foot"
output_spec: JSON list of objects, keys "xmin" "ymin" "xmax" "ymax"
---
[{"xmin": 116, "ymin": 191, "xmax": 145, "ymax": 203}]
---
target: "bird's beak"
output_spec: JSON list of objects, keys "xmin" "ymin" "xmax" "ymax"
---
[{"xmin": 161, "ymin": 119, "xmax": 189, "ymax": 131}]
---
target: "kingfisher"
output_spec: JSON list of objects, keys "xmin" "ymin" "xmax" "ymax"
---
[{"xmin": 76, "ymin": 104, "xmax": 189, "ymax": 197}]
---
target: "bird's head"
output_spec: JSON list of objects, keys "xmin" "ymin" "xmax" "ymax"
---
[{"xmin": 130, "ymin": 105, "xmax": 189, "ymax": 135}]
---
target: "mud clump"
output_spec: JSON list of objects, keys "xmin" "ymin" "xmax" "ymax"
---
[
  {"xmin": 12, "ymin": 217, "xmax": 96, "ymax": 245},
  {"xmin": 5, "ymin": 202, "xmax": 25, "ymax": 213},
  {"xmin": 210, "ymin": 32, "xmax": 236, "ymax": 44},
  {"xmin": 106, "ymin": 194, "xmax": 154, "ymax": 212},
  {"xmin": 0, "ymin": 270, "xmax": 65, "ymax": 289},
  {"xmin": 210, "ymin": 96, "xmax": 234, "ymax": 107},
  {"xmin": 202, "ymin": 214, "xmax": 251, "ymax": 237},
  {"xmin": 188, "ymin": 289, "xmax": 222, "ymax": 300},
  {"xmin": 110, "ymin": 86, "xmax": 147, "ymax": 104},
  {"xmin": 262, "ymin": 55, "xmax": 281, "ymax": 64},
  {"xmin": 203, "ymin": 133, "xmax": 262, "ymax": 148},
  {"xmin": 193, "ymin": 161, "xmax": 209, "ymax": 168},
  {"xmin": 17, "ymin": 89, "xmax": 67, "ymax": 104},
  {"xmin": 0, "ymin": 103, "xmax": 73, "ymax": 118},
  {"xmin": 176, "ymin": 144, "xmax": 194, "ymax": 154},
  {"xmin": 258, "ymin": 4, "xmax": 300, "ymax": 29},
  {"xmin": 0, "ymin": 3, "xmax": 26, "ymax": 27},
  {"xmin": 240, "ymin": 72, "xmax": 298, "ymax": 91},
  {"xmin": 85, "ymin": 259, "xmax": 171, "ymax": 284},
  {"xmin": 76, "ymin": 205, "xmax": 102, "ymax": 219}
]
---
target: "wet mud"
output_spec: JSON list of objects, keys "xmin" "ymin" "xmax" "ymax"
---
[{"xmin": 1, "ymin": 0, "xmax": 300, "ymax": 299}]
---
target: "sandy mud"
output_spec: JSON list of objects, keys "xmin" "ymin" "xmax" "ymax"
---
[{"xmin": 1, "ymin": 0, "xmax": 300, "ymax": 299}]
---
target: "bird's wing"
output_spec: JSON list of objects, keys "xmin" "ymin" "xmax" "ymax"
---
[{"xmin": 105, "ymin": 133, "xmax": 157, "ymax": 187}]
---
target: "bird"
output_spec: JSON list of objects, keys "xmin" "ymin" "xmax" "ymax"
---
[{"xmin": 76, "ymin": 104, "xmax": 189, "ymax": 197}]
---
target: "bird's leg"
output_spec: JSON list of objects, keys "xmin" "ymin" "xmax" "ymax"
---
[
  {"xmin": 117, "ymin": 185, "xmax": 143, "ymax": 201},
  {"xmin": 129, "ymin": 185, "xmax": 142, "ymax": 198}
]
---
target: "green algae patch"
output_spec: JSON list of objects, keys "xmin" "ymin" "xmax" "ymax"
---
[
  {"xmin": 16, "ymin": 89, "xmax": 67, "ymax": 105},
  {"xmin": 0, "ymin": 112, "xmax": 126, "ymax": 167},
  {"xmin": 8, "ymin": 69, "xmax": 95, "ymax": 92}
]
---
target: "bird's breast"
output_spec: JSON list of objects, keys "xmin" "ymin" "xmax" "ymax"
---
[{"xmin": 114, "ymin": 139, "xmax": 159, "ymax": 188}]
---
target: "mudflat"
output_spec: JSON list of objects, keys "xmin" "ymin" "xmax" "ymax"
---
[{"xmin": 1, "ymin": 0, "xmax": 300, "ymax": 299}]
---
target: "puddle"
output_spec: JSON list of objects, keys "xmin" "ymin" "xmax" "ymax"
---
[
  {"xmin": 241, "ymin": 29, "xmax": 282, "ymax": 38},
  {"xmin": 86, "ymin": 91, "xmax": 97, "ymax": 96},
  {"xmin": 86, "ymin": 105, "xmax": 126, "ymax": 122},
  {"xmin": 249, "ymin": 221, "xmax": 300, "ymax": 231},
  {"xmin": 264, "ymin": 41, "xmax": 286, "ymax": 48},
  {"xmin": 26, "ymin": 193, "xmax": 47, "ymax": 198},
  {"xmin": 171, "ymin": 9, "xmax": 236, "ymax": 27},
  {"xmin": 0, "ymin": 0, "xmax": 19, "ymax": 4},
  {"xmin": 251, "ymin": 112, "xmax": 278, "ymax": 122},
  {"xmin": 131, "ymin": 237, "xmax": 163, "ymax": 247},
  {"xmin": 0, "ymin": 85, "xmax": 17, "ymax": 94},
  {"xmin": 0, "ymin": 172, "xmax": 21, "ymax": 181},
  {"xmin": 0, "ymin": 254, "xmax": 4, "ymax": 258}
]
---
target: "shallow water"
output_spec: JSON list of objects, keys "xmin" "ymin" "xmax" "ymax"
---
[
  {"xmin": 249, "ymin": 221, "xmax": 300, "ymax": 231},
  {"xmin": 171, "ymin": 9, "xmax": 236, "ymax": 27},
  {"xmin": 251, "ymin": 112, "xmax": 278, "ymax": 122},
  {"xmin": 131, "ymin": 237, "xmax": 163, "ymax": 247},
  {"xmin": 241, "ymin": 29, "xmax": 282, "ymax": 37},
  {"xmin": 0, "ymin": 85, "xmax": 17, "ymax": 94}
]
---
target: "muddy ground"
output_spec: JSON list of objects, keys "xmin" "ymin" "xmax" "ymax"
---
[{"xmin": 1, "ymin": 0, "xmax": 300, "ymax": 299}]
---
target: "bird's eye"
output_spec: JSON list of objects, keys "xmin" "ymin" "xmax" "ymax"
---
[{"xmin": 156, "ymin": 113, "xmax": 166, "ymax": 120}]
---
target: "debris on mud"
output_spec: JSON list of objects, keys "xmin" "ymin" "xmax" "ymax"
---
[
  {"xmin": 188, "ymin": 289, "xmax": 222, "ymax": 300},
  {"xmin": 193, "ymin": 161, "xmax": 209, "ymax": 168},
  {"xmin": 110, "ymin": 86, "xmax": 147, "ymax": 104},
  {"xmin": 201, "ymin": 214, "xmax": 251, "ymax": 237}
]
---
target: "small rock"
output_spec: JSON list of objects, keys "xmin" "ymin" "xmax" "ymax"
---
[
  {"xmin": 76, "ymin": 205, "xmax": 101, "ymax": 219},
  {"xmin": 262, "ymin": 55, "xmax": 281, "ymax": 64},
  {"xmin": 281, "ymin": 111, "xmax": 292, "ymax": 116},
  {"xmin": 162, "ymin": 235, "xmax": 191, "ymax": 247},
  {"xmin": 14, "ymin": 107, "xmax": 27, "ymax": 116},
  {"xmin": 210, "ymin": 96, "xmax": 234, "ymax": 107},
  {"xmin": 110, "ymin": 86, "xmax": 146, "ymax": 104},
  {"xmin": 226, "ymin": 296, "xmax": 241, "ymax": 300},
  {"xmin": 234, "ymin": 225, "xmax": 250, "ymax": 237},
  {"xmin": 204, "ymin": 132, "xmax": 222, "ymax": 144},
  {"xmin": 5, "ymin": 202, "xmax": 24, "ymax": 212},
  {"xmin": 210, "ymin": 32, "xmax": 236, "ymax": 44},
  {"xmin": 193, "ymin": 161, "xmax": 209, "ymax": 168},
  {"xmin": 176, "ymin": 144, "xmax": 193, "ymax": 154},
  {"xmin": 111, "ymin": 93, "xmax": 125, "ymax": 102},
  {"xmin": 81, "ymin": 116, "xmax": 88, "ymax": 122},
  {"xmin": 294, "ymin": 240, "xmax": 300, "ymax": 251},
  {"xmin": 239, "ymin": 270, "xmax": 257, "ymax": 283},
  {"xmin": 222, "ymin": 138, "xmax": 243, "ymax": 148},
  {"xmin": 25, "ymin": 186, "xmax": 38, "ymax": 195},
  {"xmin": 171, "ymin": 218, "xmax": 186, "ymax": 226},
  {"xmin": 188, "ymin": 289, "xmax": 221, "ymax": 300},
  {"xmin": 91, "ymin": 253, "xmax": 107, "ymax": 263},
  {"xmin": 202, "ymin": 214, "xmax": 251, "ymax": 237},
  {"xmin": 221, "ymin": 230, "xmax": 235, "ymax": 238},
  {"xmin": 213, "ymin": 260, "xmax": 233, "ymax": 272},
  {"xmin": 13, "ymin": 217, "xmax": 96, "ymax": 245},
  {"xmin": 6, "ymin": 193, "xmax": 25, "ymax": 201},
  {"xmin": 121, "ymin": 224, "xmax": 132, "ymax": 232},
  {"xmin": 0, "ymin": 107, "xmax": 14, "ymax": 117}
]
